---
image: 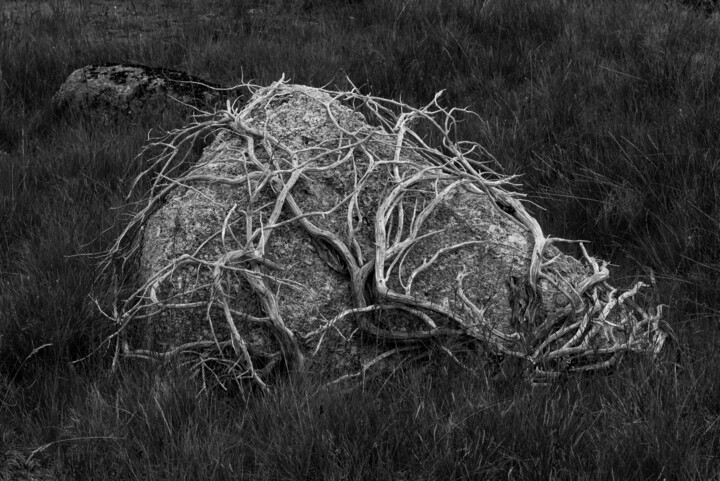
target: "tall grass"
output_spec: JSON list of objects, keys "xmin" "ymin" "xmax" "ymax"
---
[{"xmin": 2, "ymin": 0, "xmax": 720, "ymax": 479}]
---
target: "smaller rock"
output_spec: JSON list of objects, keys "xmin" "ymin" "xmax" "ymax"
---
[{"xmin": 52, "ymin": 63, "xmax": 233, "ymax": 117}]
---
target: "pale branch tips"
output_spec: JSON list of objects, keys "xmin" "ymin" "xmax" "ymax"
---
[{"xmin": 102, "ymin": 77, "xmax": 667, "ymax": 390}]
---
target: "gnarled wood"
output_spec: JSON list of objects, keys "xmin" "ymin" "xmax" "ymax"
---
[{"xmin": 103, "ymin": 78, "xmax": 666, "ymax": 388}]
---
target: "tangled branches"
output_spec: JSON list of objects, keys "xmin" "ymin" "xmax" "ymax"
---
[{"xmin": 101, "ymin": 77, "xmax": 667, "ymax": 390}]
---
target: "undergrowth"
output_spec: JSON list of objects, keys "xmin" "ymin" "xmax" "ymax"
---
[{"xmin": 1, "ymin": 0, "xmax": 719, "ymax": 479}]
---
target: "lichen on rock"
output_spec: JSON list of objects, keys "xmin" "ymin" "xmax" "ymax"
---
[
  {"xmin": 52, "ymin": 63, "xmax": 230, "ymax": 118},
  {"xmin": 104, "ymin": 78, "xmax": 667, "ymax": 389}
]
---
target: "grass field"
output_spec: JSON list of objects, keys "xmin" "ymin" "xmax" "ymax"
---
[{"xmin": 2, "ymin": 0, "xmax": 720, "ymax": 479}]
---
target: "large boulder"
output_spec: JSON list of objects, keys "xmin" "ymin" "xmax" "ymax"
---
[
  {"xmin": 107, "ymin": 79, "xmax": 666, "ymax": 386},
  {"xmin": 52, "ymin": 63, "xmax": 230, "ymax": 117}
]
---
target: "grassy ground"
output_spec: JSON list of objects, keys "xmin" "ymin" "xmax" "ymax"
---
[{"xmin": 1, "ymin": 0, "xmax": 720, "ymax": 478}]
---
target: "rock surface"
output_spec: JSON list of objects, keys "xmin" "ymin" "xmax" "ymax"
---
[{"xmin": 52, "ymin": 63, "xmax": 229, "ymax": 117}]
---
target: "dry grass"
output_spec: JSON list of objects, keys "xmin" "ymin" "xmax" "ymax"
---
[{"xmin": 1, "ymin": 0, "xmax": 719, "ymax": 479}]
